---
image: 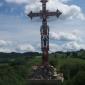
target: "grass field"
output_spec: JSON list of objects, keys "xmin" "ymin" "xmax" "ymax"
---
[{"xmin": 0, "ymin": 52, "xmax": 85, "ymax": 85}]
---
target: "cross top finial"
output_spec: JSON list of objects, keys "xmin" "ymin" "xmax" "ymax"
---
[{"xmin": 41, "ymin": 0, "xmax": 48, "ymax": 3}]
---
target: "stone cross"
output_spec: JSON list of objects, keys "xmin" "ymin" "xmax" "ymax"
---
[{"xmin": 28, "ymin": 0, "xmax": 62, "ymax": 66}]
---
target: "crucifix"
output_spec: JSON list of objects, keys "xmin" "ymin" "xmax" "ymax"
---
[{"xmin": 27, "ymin": 0, "xmax": 62, "ymax": 66}]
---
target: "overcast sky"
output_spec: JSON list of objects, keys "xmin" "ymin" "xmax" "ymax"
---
[{"xmin": 0, "ymin": 0, "xmax": 85, "ymax": 53}]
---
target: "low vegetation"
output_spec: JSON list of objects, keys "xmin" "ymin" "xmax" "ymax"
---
[{"xmin": 0, "ymin": 49, "xmax": 85, "ymax": 85}]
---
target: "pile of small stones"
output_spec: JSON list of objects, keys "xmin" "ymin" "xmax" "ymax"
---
[{"xmin": 28, "ymin": 65, "xmax": 64, "ymax": 82}]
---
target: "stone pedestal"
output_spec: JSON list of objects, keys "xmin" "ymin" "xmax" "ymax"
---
[{"xmin": 28, "ymin": 65, "xmax": 64, "ymax": 83}]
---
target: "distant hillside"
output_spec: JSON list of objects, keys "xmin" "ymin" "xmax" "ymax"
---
[
  {"xmin": 0, "ymin": 52, "xmax": 41, "ymax": 58},
  {"xmin": 0, "ymin": 49, "xmax": 85, "ymax": 60},
  {"xmin": 54, "ymin": 49, "xmax": 85, "ymax": 59},
  {"xmin": 0, "ymin": 52, "xmax": 41, "ymax": 64}
]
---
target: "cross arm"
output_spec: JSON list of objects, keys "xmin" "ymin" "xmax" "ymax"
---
[
  {"xmin": 27, "ymin": 11, "xmax": 41, "ymax": 19},
  {"xmin": 47, "ymin": 9, "xmax": 62, "ymax": 18}
]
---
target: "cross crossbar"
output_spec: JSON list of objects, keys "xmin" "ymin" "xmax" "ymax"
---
[{"xmin": 28, "ymin": 9, "xmax": 62, "ymax": 19}]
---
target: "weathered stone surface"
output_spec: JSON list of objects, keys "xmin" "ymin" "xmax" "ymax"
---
[{"xmin": 28, "ymin": 65, "xmax": 64, "ymax": 82}]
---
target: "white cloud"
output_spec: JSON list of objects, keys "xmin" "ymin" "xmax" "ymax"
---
[
  {"xmin": 5, "ymin": 0, "xmax": 85, "ymax": 20},
  {"xmin": 2, "ymin": 0, "xmax": 85, "ymax": 53},
  {"xmin": 0, "ymin": 39, "xmax": 85, "ymax": 53},
  {"xmin": 25, "ymin": 2, "xmax": 41, "ymax": 13},
  {"xmin": 0, "ymin": 40, "xmax": 15, "ymax": 53},
  {"xmin": 49, "ymin": 42, "xmax": 85, "ymax": 52},
  {"xmin": 49, "ymin": 31, "xmax": 79, "ymax": 42},
  {"xmin": 47, "ymin": 0, "xmax": 85, "ymax": 20},
  {"xmin": 0, "ymin": 40, "xmax": 35, "ymax": 53},
  {"xmin": 0, "ymin": 48, "xmax": 13, "ymax": 53},
  {"xmin": 62, "ymin": 42, "xmax": 83, "ymax": 51},
  {"xmin": 0, "ymin": 40, "xmax": 12, "ymax": 47},
  {"xmin": 16, "ymin": 44, "xmax": 35, "ymax": 53},
  {"xmin": 49, "ymin": 31, "xmax": 85, "ymax": 52},
  {"xmin": 36, "ymin": 41, "xmax": 85, "ymax": 52}
]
